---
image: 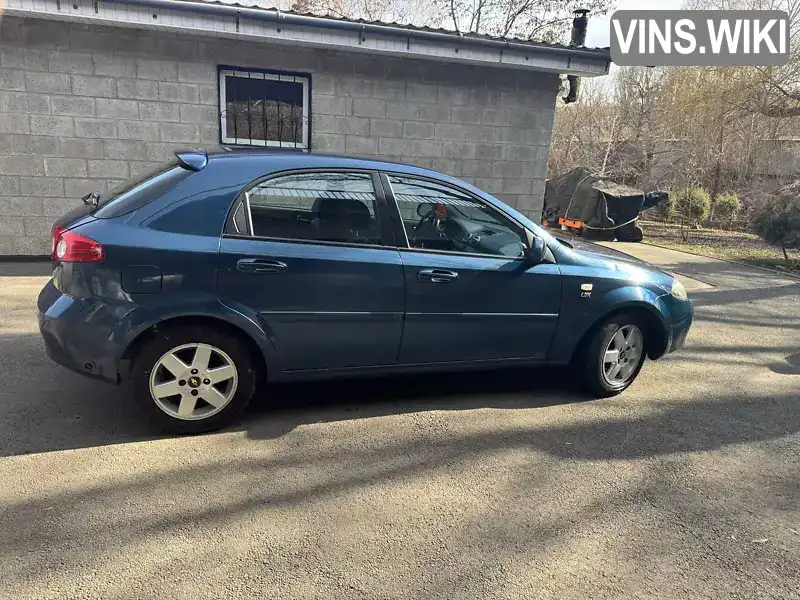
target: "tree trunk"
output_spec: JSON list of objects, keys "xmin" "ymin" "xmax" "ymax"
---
[{"xmin": 783, "ymin": 246, "xmax": 790, "ymax": 263}]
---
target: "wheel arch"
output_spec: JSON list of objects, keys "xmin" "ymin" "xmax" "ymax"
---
[{"xmin": 570, "ymin": 302, "xmax": 671, "ymax": 364}]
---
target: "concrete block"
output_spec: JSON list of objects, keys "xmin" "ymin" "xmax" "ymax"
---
[
  {"xmin": 475, "ymin": 143, "xmax": 504, "ymax": 160},
  {"xmin": 24, "ymin": 216, "xmax": 56, "ymax": 237},
  {"xmin": 434, "ymin": 123, "xmax": 467, "ymax": 141},
  {"xmin": 145, "ymin": 142, "xmax": 187, "ymax": 161},
  {"xmin": 0, "ymin": 176, "xmax": 20, "ymax": 195},
  {"xmin": 461, "ymin": 159, "xmax": 494, "ymax": 178},
  {"xmin": 178, "ymin": 62, "xmax": 217, "ymax": 85},
  {"xmin": 0, "ymin": 218, "xmax": 24, "ymax": 236},
  {"xmin": 0, "ymin": 113, "xmax": 29, "ymax": 134},
  {"xmin": 44, "ymin": 158, "xmax": 87, "ymax": 178},
  {"xmin": 500, "ymin": 178, "xmax": 536, "ymax": 194},
  {"xmin": 89, "ymin": 159, "xmax": 129, "ymax": 179},
  {"xmin": 450, "ymin": 107, "xmax": 483, "ymax": 124},
  {"xmin": 0, "ymin": 156, "xmax": 44, "ymax": 175},
  {"xmin": 351, "ymin": 98, "xmax": 386, "ymax": 118},
  {"xmin": 369, "ymin": 119, "xmax": 403, "ymax": 138},
  {"xmin": 136, "ymin": 59, "xmax": 178, "ymax": 82},
  {"xmin": 352, "ymin": 58, "xmax": 386, "ymax": 79},
  {"xmin": 64, "ymin": 178, "xmax": 100, "ymax": 198},
  {"xmin": 129, "ymin": 161, "xmax": 167, "ymax": 178},
  {"xmin": 75, "ymin": 118, "xmax": 118, "ymax": 139},
  {"xmin": 0, "ymin": 135, "xmax": 59, "ymax": 156},
  {"xmin": 406, "ymin": 83, "xmax": 438, "ymax": 103},
  {"xmin": 50, "ymin": 96, "xmax": 95, "ymax": 117},
  {"xmin": 312, "ymin": 133, "xmax": 346, "ymax": 153},
  {"xmin": 13, "ymin": 235, "xmax": 51, "ymax": 255},
  {"xmin": 138, "ymin": 101, "xmax": 180, "ymax": 123},
  {"xmin": 345, "ymin": 136, "xmax": 378, "ymax": 155},
  {"xmin": 371, "ymin": 80, "xmax": 405, "ymax": 100},
  {"xmin": 47, "ymin": 50, "xmax": 93, "ymax": 75},
  {"xmin": 524, "ymin": 128, "xmax": 551, "ymax": 146},
  {"xmin": 160, "ymin": 123, "xmax": 200, "ymax": 143},
  {"xmin": 337, "ymin": 77, "xmax": 371, "ymax": 98},
  {"xmin": 492, "ymin": 161, "xmax": 528, "ymax": 178},
  {"xmin": 103, "ymin": 140, "xmax": 150, "ymax": 161},
  {"xmin": 159, "ymin": 82, "xmax": 199, "ymax": 104},
  {"xmin": 313, "ymin": 75, "xmax": 336, "ymax": 96},
  {"xmin": 42, "ymin": 198, "xmax": 81, "ymax": 216},
  {"xmin": 379, "ymin": 138, "xmax": 441, "ymax": 158},
  {"xmin": 70, "ymin": 29, "xmax": 116, "ymax": 54},
  {"xmin": 117, "ymin": 79, "xmax": 159, "ymax": 100},
  {"xmin": 1, "ymin": 47, "xmax": 48, "ymax": 70},
  {"xmin": 495, "ymin": 127, "xmax": 526, "ymax": 144},
  {"xmin": 154, "ymin": 38, "xmax": 199, "ymax": 62},
  {"xmin": 334, "ymin": 116, "xmax": 369, "ymax": 136},
  {"xmin": 481, "ymin": 108, "xmax": 512, "ymax": 127},
  {"xmin": 5, "ymin": 197, "xmax": 43, "ymax": 216},
  {"xmin": 503, "ymin": 144, "xmax": 536, "ymax": 161},
  {"xmin": 71, "ymin": 75, "xmax": 116, "ymax": 98},
  {"xmin": 430, "ymin": 158, "xmax": 462, "ymax": 177},
  {"xmin": 0, "ymin": 91, "xmax": 50, "ymax": 114},
  {"xmin": 403, "ymin": 121, "xmax": 435, "ymax": 139},
  {"xmin": 312, "ymin": 114, "xmax": 336, "ymax": 134},
  {"xmin": 23, "ymin": 20, "xmax": 71, "ymax": 48},
  {"xmin": 92, "ymin": 54, "xmax": 138, "ymax": 78},
  {"xmin": 96, "ymin": 98, "xmax": 140, "ymax": 120},
  {"xmin": 464, "ymin": 125, "xmax": 495, "ymax": 143},
  {"xmin": 25, "ymin": 72, "xmax": 71, "ymax": 94},
  {"xmin": 30, "ymin": 115, "xmax": 74, "ymax": 138},
  {"xmin": 314, "ymin": 95, "xmax": 349, "ymax": 116},
  {"xmin": 179, "ymin": 104, "xmax": 217, "ymax": 125},
  {"xmin": 0, "ymin": 69, "xmax": 25, "ymax": 91},
  {"xmin": 20, "ymin": 176, "xmax": 64, "ymax": 197},
  {"xmin": 60, "ymin": 138, "xmax": 105, "ymax": 159},
  {"xmin": 440, "ymin": 141, "xmax": 476, "ymax": 159},
  {"xmin": 200, "ymin": 125, "xmax": 219, "ymax": 144},
  {"xmin": 198, "ymin": 85, "xmax": 217, "ymax": 106},
  {"xmin": 474, "ymin": 178, "xmax": 504, "ymax": 194},
  {"xmin": 437, "ymin": 85, "xmax": 470, "ymax": 106}
]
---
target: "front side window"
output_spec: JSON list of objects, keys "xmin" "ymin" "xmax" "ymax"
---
[
  {"xmin": 388, "ymin": 175, "xmax": 527, "ymax": 258},
  {"xmin": 219, "ymin": 68, "xmax": 310, "ymax": 149},
  {"xmin": 244, "ymin": 172, "xmax": 384, "ymax": 246}
]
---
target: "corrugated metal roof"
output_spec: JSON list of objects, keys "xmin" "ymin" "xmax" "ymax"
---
[{"xmin": 191, "ymin": 0, "xmax": 610, "ymax": 53}]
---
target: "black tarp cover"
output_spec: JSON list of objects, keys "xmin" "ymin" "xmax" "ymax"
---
[{"xmin": 543, "ymin": 167, "xmax": 648, "ymax": 230}]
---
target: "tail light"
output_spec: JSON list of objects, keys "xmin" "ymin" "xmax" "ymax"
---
[{"xmin": 51, "ymin": 226, "xmax": 104, "ymax": 262}]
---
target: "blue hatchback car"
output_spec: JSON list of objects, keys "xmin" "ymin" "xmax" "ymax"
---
[{"xmin": 38, "ymin": 148, "xmax": 692, "ymax": 433}]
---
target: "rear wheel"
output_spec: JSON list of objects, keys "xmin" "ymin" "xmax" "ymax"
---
[
  {"xmin": 577, "ymin": 314, "xmax": 647, "ymax": 397},
  {"xmin": 130, "ymin": 326, "xmax": 257, "ymax": 434}
]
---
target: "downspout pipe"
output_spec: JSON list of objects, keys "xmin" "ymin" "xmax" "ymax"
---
[{"xmin": 103, "ymin": 0, "xmax": 608, "ymax": 61}]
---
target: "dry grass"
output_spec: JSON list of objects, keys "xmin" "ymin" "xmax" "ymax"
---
[{"xmin": 640, "ymin": 220, "xmax": 800, "ymax": 273}]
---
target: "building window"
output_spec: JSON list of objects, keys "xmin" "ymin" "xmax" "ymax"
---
[{"xmin": 218, "ymin": 67, "xmax": 310, "ymax": 149}]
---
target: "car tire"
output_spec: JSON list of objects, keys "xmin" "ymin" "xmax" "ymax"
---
[
  {"xmin": 130, "ymin": 326, "xmax": 257, "ymax": 434},
  {"xmin": 577, "ymin": 314, "xmax": 647, "ymax": 398}
]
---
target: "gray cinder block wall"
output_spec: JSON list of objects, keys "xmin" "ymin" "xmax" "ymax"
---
[{"xmin": 0, "ymin": 16, "xmax": 559, "ymax": 255}]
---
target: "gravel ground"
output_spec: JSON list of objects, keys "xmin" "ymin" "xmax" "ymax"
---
[{"xmin": 0, "ymin": 247, "xmax": 798, "ymax": 600}]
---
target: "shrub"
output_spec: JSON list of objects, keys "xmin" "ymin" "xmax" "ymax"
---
[
  {"xmin": 750, "ymin": 183, "xmax": 800, "ymax": 262},
  {"xmin": 658, "ymin": 194, "xmax": 676, "ymax": 221},
  {"xmin": 714, "ymin": 192, "xmax": 740, "ymax": 222},
  {"xmin": 675, "ymin": 187, "xmax": 711, "ymax": 224}
]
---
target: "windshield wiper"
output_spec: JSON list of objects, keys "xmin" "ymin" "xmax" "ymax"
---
[{"xmin": 81, "ymin": 191, "xmax": 100, "ymax": 208}]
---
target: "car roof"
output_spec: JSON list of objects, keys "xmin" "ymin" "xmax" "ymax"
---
[{"xmin": 202, "ymin": 146, "xmax": 447, "ymax": 178}]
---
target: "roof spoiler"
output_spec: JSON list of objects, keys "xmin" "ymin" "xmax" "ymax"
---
[{"xmin": 175, "ymin": 149, "xmax": 208, "ymax": 172}]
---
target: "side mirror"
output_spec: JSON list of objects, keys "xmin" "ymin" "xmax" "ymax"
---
[{"xmin": 524, "ymin": 236, "xmax": 546, "ymax": 264}]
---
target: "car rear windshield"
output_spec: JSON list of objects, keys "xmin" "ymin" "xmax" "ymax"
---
[{"xmin": 93, "ymin": 160, "xmax": 192, "ymax": 219}]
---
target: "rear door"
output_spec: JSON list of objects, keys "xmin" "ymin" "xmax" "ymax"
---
[
  {"xmin": 382, "ymin": 173, "xmax": 562, "ymax": 364},
  {"xmin": 217, "ymin": 170, "xmax": 405, "ymax": 372}
]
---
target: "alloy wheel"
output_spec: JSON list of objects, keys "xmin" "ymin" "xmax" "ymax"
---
[
  {"xmin": 601, "ymin": 324, "xmax": 643, "ymax": 386},
  {"xmin": 148, "ymin": 343, "xmax": 239, "ymax": 421}
]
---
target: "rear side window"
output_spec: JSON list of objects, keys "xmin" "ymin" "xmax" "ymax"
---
[
  {"xmin": 239, "ymin": 172, "xmax": 385, "ymax": 246},
  {"xmin": 93, "ymin": 161, "xmax": 192, "ymax": 219}
]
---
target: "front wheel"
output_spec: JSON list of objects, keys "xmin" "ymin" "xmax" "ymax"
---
[
  {"xmin": 578, "ymin": 315, "xmax": 647, "ymax": 397},
  {"xmin": 130, "ymin": 326, "xmax": 257, "ymax": 434}
]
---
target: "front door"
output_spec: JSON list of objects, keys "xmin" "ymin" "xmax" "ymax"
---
[
  {"xmin": 217, "ymin": 170, "xmax": 404, "ymax": 372},
  {"xmin": 384, "ymin": 174, "xmax": 562, "ymax": 364}
]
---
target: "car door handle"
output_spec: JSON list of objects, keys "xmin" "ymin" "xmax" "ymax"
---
[
  {"xmin": 418, "ymin": 268, "xmax": 458, "ymax": 283},
  {"xmin": 237, "ymin": 258, "xmax": 287, "ymax": 274}
]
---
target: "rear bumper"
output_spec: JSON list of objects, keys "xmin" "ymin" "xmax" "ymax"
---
[{"xmin": 37, "ymin": 280, "xmax": 125, "ymax": 384}]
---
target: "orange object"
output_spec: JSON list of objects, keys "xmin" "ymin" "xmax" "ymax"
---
[{"xmin": 558, "ymin": 217, "xmax": 584, "ymax": 229}]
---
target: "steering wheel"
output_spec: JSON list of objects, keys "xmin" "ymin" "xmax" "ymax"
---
[{"xmin": 411, "ymin": 204, "xmax": 438, "ymax": 244}]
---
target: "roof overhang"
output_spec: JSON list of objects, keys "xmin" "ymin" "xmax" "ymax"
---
[{"xmin": 3, "ymin": 0, "xmax": 610, "ymax": 77}]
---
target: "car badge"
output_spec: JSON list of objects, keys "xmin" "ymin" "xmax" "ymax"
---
[{"xmin": 581, "ymin": 283, "xmax": 593, "ymax": 298}]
